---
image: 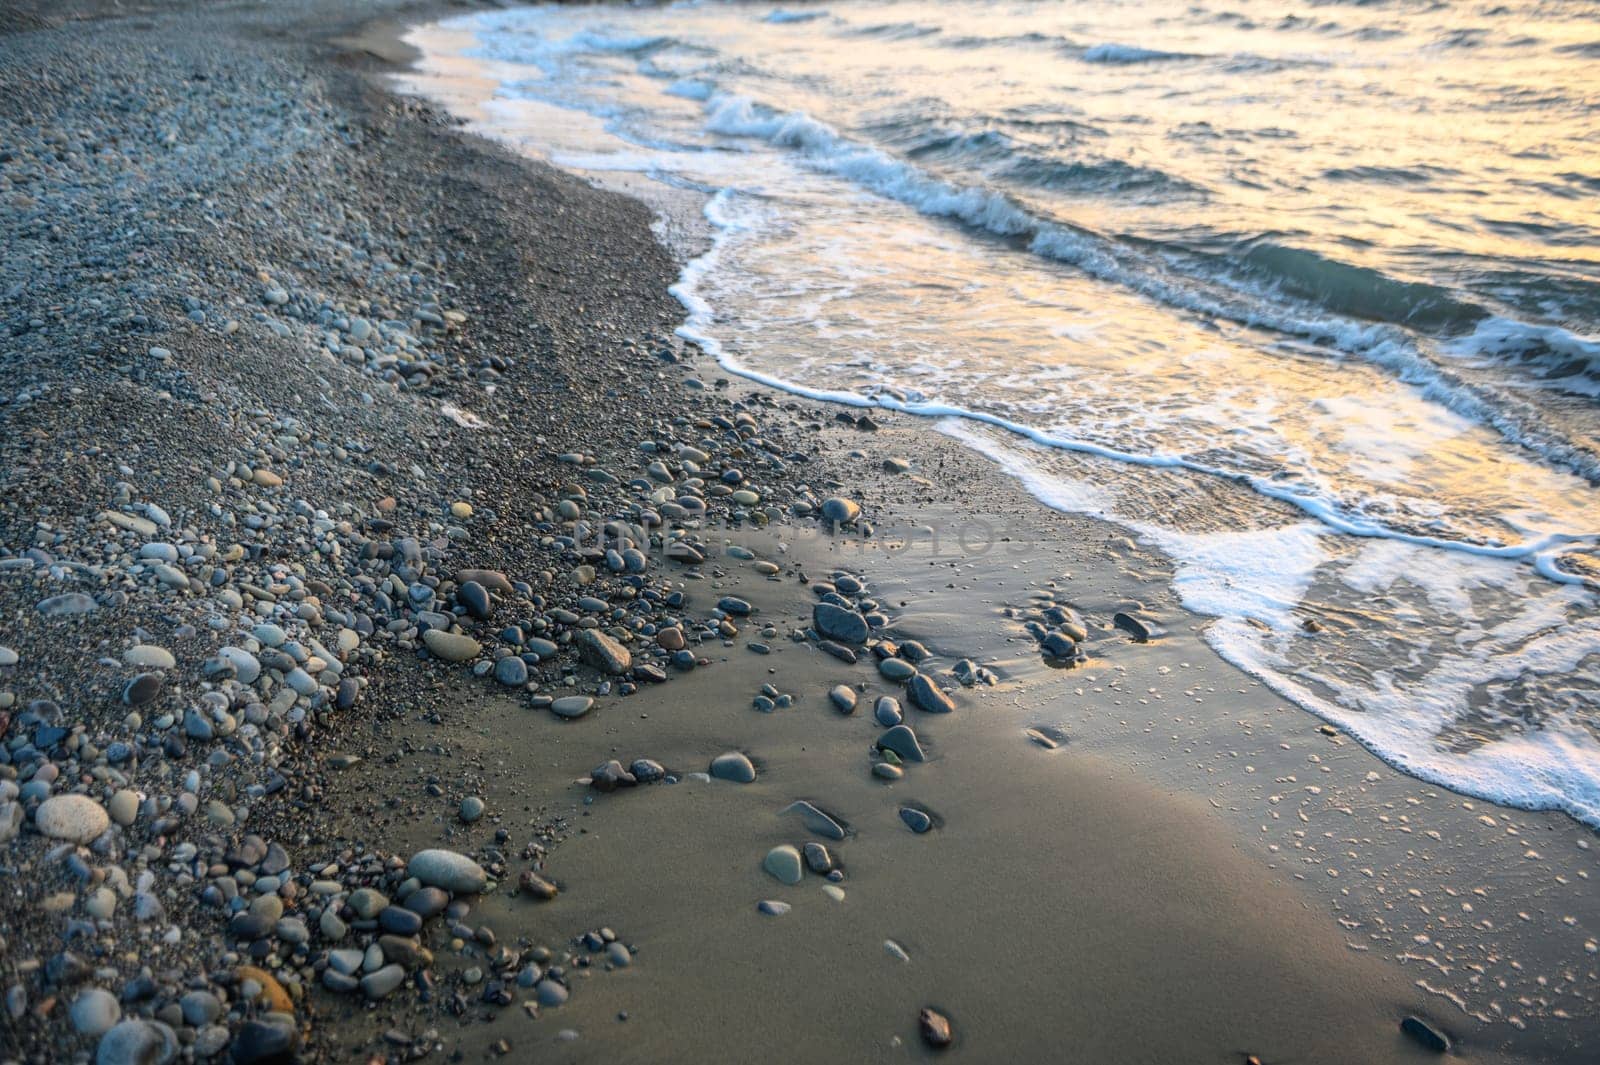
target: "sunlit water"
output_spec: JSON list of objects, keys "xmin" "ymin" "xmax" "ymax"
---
[{"xmin": 402, "ymin": 0, "xmax": 1600, "ymax": 824}]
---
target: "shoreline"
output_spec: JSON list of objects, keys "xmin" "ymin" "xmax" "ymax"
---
[{"xmin": 0, "ymin": 2, "xmax": 1595, "ymax": 1063}]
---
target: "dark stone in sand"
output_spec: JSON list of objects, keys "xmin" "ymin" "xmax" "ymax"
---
[
  {"xmin": 907, "ymin": 673, "xmax": 955, "ymax": 714},
  {"xmin": 1040, "ymin": 631, "xmax": 1077, "ymax": 659},
  {"xmin": 494, "ymin": 656, "xmax": 528, "ymax": 687},
  {"xmin": 1113, "ymin": 611, "xmax": 1153, "ymax": 642},
  {"xmin": 717, "ymin": 596, "xmax": 752, "ymax": 616},
  {"xmin": 899, "ymin": 806, "xmax": 934, "ymax": 833},
  {"xmin": 877, "ymin": 724, "xmax": 926, "ymax": 763},
  {"xmin": 630, "ymin": 759, "xmax": 666, "ymax": 783},
  {"xmin": 229, "ymin": 1016, "xmax": 298, "ymax": 1064},
  {"xmin": 818, "ymin": 640, "xmax": 858, "ymax": 664},
  {"xmin": 1401, "ymin": 1017, "xmax": 1450, "ymax": 1053},
  {"xmin": 457, "ymin": 580, "xmax": 491, "ymax": 620},
  {"xmin": 378, "ymin": 906, "xmax": 423, "ymax": 936},
  {"xmin": 228, "ymin": 912, "xmax": 273, "ymax": 940},
  {"xmin": 814, "ymin": 603, "xmax": 869, "ymax": 644},
  {"xmin": 123, "ymin": 673, "xmax": 163, "ymax": 707}
]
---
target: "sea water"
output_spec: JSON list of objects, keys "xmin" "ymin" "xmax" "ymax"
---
[{"xmin": 403, "ymin": 0, "xmax": 1600, "ymax": 825}]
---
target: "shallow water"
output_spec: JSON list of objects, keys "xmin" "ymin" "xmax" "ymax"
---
[{"xmin": 401, "ymin": 0, "xmax": 1600, "ymax": 825}]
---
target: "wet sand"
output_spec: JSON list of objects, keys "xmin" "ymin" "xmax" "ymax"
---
[{"xmin": 309, "ymin": 402, "xmax": 1598, "ymax": 1062}]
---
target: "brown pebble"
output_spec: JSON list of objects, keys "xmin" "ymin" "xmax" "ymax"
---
[
  {"xmin": 919, "ymin": 1007, "xmax": 952, "ymax": 1048},
  {"xmin": 519, "ymin": 870, "xmax": 559, "ymax": 900}
]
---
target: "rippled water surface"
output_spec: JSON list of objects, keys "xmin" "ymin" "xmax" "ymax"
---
[{"xmin": 404, "ymin": 0, "xmax": 1600, "ymax": 823}]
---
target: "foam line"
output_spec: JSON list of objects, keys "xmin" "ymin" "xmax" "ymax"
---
[{"xmin": 672, "ymin": 197, "xmax": 1598, "ymax": 577}]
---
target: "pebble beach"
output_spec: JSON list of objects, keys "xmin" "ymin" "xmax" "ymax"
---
[{"xmin": 2, "ymin": 1, "xmax": 1598, "ymax": 1063}]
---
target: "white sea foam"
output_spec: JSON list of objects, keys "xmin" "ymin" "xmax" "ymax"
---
[{"xmin": 937, "ymin": 422, "xmax": 1600, "ymax": 827}]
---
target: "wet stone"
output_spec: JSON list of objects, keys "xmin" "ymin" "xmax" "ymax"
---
[
  {"xmin": 829, "ymin": 685, "xmax": 857, "ymax": 714},
  {"xmin": 408, "ymin": 849, "xmax": 488, "ymax": 894},
  {"xmin": 709, "ymin": 752, "xmax": 757, "ymax": 783},
  {"xmin": 907, "ymin": 673, "xmax": 956, "ymax": 714},
  {"xmin": 494, "ymin": 656, "xmax": 528, "ymax": 687},
  {"xmin": 900, "ymin": 806, "xmax": 934, "ymax": 833},
  {"xmin": 782, "ymin": 800, "xmax": 847, "ymax": 841},
  {"xmin": 802, "ymin": 842, "xmax": 833, "ymax": 873},
  {"xmin": 763, "ymin": 845, "xmax": 804, "ymax": 885},
  {"xmin": 877, "ymin": 725, "xmax": 926, "ymax": 763},
  {"xmin": 874, "ymin": 696, "xmax": 903, "ymax": 727},
  {"xmin": 1401, "ymin": 1017, "xmax": 1450, "ymax": 1054},
  {"xmin": 551, "ymin": 696, "xmax": 594, "ymax": 719},
  {"xmin": 813, "ymin": 603, "xmax": 869, "ymax": 644},
  {"xmin": 919, "ymin": 1008, "xmax": 954, "ymax": 1049}
]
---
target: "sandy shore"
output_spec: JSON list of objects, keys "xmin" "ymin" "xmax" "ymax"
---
[{"xmin": 0, "ymin": 1, "xmax": 1596, "ymax": 1063}]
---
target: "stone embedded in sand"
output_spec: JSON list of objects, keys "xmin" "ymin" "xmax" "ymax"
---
[
  {"xmin": 551, "ymin": 695, "xmax": 595, "ymax": 719},
  {"xmin": 874, "ymin": 696, "xmax": 904, "ymax": 727},
  {"xmin": 763, "ymin": 844, "xmax": 804, "ymax": 885},
  {"xmin": 757, "ymin": 900, "xmax": 791, "ymax": 916},
  {"xmin": 407, "ymin": 849, "xmax": 488, "ymax": 894},
  {"xmin": 877, "ymin": 724, "xmax": 926, "ymax": 763},
  {"xmin": 577, "ymin": 629, "xmax": 632, "ymax": 674},
  {"xmin": 1113, "ymin": 611, "xmax": 1154, "ymax": 642},
  {"xmin": 813, "ymin": 602, "xmax": 869, "ymax": 644},
  {"xmin": 35, "ymin": 794, "xmax": 110, "ymax": 843},
  {"xmin": 802, "ymin": 842, "xmax": 833, "ymax": 873},
  {"xmin": 878, "ymin": 657, "xmax": 916, "ymax": 682},
  {"xmin": 710, "ymin": 752, "xmax": 757, "ymax": 783},
  {"xmin": 919, "ymin": 1007, "xmax": 954, "ymax": 1048},
  {"xmin": 717, "ymin": 596, "xmax": 752, "ymax": 616},
  {"xmin": 900, "ymin": 806, "xmax": 934, "ymax": 833},
  {"xmin": 820, "ymin": 497, "xmax": 861, "ymax": 524},
  {"xmin": 123, "ymin": 673, "xmax": 163, "ymax": 706},
  {"xmin": 829, "ymin": 685, "xmax": 858, "ymax": 714},
  {"xmin": 781, "ymin": 800, "xmax": 848, "ymax": 841},
  {"xmin": 422, "ymin": 628, "xmax": 481, "ymax": 662},
  {"xmin": 519, "ymin": 870, "xmax": 559, "ymax": 900},
  {"xmin": 1401, "ymin": 1017, "xmax": 1450, "ymax": 1053},
  {"xmin": 907, "ymin": 673, "xmax": 956, "ymax": 715},
  {"xmin": 1040, "ymin": 631, "xmax": 1078, "ymax": 660}
]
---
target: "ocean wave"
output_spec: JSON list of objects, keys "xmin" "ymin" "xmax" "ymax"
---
[
  {"xmin": 1443, "ymin": 316, "xmax": 1600, "ymax": 388},
  {"xmin": 762, "ymin": 8, "xmax": 829, "ymax": 24},
  {"xmin": 1000, "ymin": 154, "xmax": 1206, "ymax": 198},
  {"xmin": 842, "ymin": 21, "xmax": 942, "ymax": 41},
  {"xmin": 1079, "ymin": 43, "xmax": 1199, "ymax": 63},
  {"xmin": 699, "ymin": 93, "xmax": 1600, "ymax": 485}
]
